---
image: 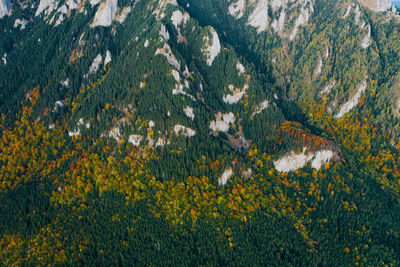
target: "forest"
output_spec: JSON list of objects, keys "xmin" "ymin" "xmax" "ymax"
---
[
  {"xmin": 1, "ymin": 0, "xmax": 400, "ymax": 265},
  {"xmin": 1, "ymin": 84, "xmax": 400, "ymax": 266}
]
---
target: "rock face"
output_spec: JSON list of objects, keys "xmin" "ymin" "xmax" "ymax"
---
[
  {"xmin": 173, "ymin": 125, "xmax": 196, "ymax": 137},
  {"xmin": 35, "ymin": 0, "xmax": 58, "ymax": 17},
  {"xmin": 104, "ymin": 50, "xmax": 112, "ymax": 65},
  {"xmin": 0, "ymin": 0, "xmax": 11, "ymax": 19},
  {"xmin": 228, "ymin": 0, "xmax": 315, "ymax": 39},
  {"xmin": 14, "ymin": 18, "xmax": 29, "ymax": 29},
  {"xmin": 247, "ymin": 0, "xmax": 269, "ymax": 33},
  {"xmin": 358, "ymin": 0, "xmax": 392, "ymax": 12},
  {"xmin": 210, "ymin": 112, "xmax": 235, "ymax": 133},
  {"xmin": 273, "ymin": 148, "xmax": 335, "ymax": 172},
  {"xmin": 88, "ymin": 54, "xmax": 103, "ymax": 74},
  {"xmin": 183, "ymin": 106, "xmax": 195, "ymax": 121},
  {"xmin": 218, "ymin": 167, "xmax": 233, "ymax": 186},
  {"xmin": 202, "ymin": 27, "xmax": 221, "ymax": 66},
  {"xmin": 335, "ymin": 80, "xmax": 367, "ymax": 119},
  {"xmin": 90, "ymin": 0, "xmax": 118, "ymax": 27},
  {"xmin": 128, "ymin": 135, "xmax": 143, "ymax": 146},
  {"xmin": 228, "ymin": 0, "xmax": 245, "ymax": 18}
]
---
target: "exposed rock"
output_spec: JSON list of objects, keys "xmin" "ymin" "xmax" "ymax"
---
[
  {"xmin": 104, "ymin": 50, "xmax": 112, "ymax": 65},
  {"xmin": 354, "ymin": 5, "xmax": 361, "ymax": 24},
  {"xmin": 252, "ymin": 100, "xmax": 269, "ymax": 116},
  {"xmin": 223, "ymin": 75, "xmax": 250, "ymax": 104},
  {"xmin": 184, "ymin": 106, "xmax": 195, "ymax": 121},
  {"xmin": 241, "ymin": 168, "xmax": 252, "ymax": 179},
  {"xmin": 361, "ymin": 25, "xmax": 371, "ymax": 49},
  {"xmin": 155, "ymin": 43, "xmax": 181, "ymax": 70},
  {"xmin": 171, "ymin": 70, "xmax": 180, "ymax": 82},
  {"xmin": 128, "ymin": 135, "xmax": 143, "ymax": 146},
  {"xmin": 271, "ymin": 9, "xmax": 286, "ymax": 33},
  {"xmin": 218, "ymin": 167, "xmax": 233, "ymax": 186},
  {"xmin": 88, "ymin": 54, "xmax": 103, "ymax": 75},
  {"xmin": 274, "ymin": 147, "xmax": 335, "ymax": 172},
  {"xmin": 61, "ymin": 78, "xmax": 69, "ymax": 87},
  {"xmin": 68, "ymin": 129, "xmax": 81, "ymax": 136},
  {"xmin": 315, "ymin": 58, "xmax": 323, "ymax": 76},
  {"xmin": 343, "ymin": 4, "xmax": 353, "ymax": 18},
  {"xmin": 35, "ymin": 0, "xmax": 58, "ymax": 17},
  {"xmin": 223, "ymin": 89, "xmax": 246, "ymax": 104},
  {"xmin": 90, "ymin": 0, "xmax": 118, "ymax": 27},
  {"xmin": 223, "ymin": 112, "xmax": 235, "ymax": 124},
  {"xmin": 311, "ymin": 150, "xmax": 334, "ymax": 170},
  {"xmin": 247, "ymin": 0, "xmax": 269, "ymax": 33},
  {"xmin": 90, "ymin": 0, "xmax": 101, "ymax": 6},
  {"xmin": 156, "ymin": 137, "xmax": 166, "ymax": 147},
  {"xmin": 54, "ymin": 100, "xmax": 65, "ymax": 111},
  {"xmin": 320, "ymin": 80, "xmax": 336, "ymax": 95},
  {"xmin": 202, "ymin": 27, "xmax": 221, "ymax": 66},
  {"xmin": 229, "ymin": 0, "xmax": 245, "ymax": 19},
  {"xmin": 289, "ymin": 1, "xmax": 313, "ymax": 40},
  {"xmin": 236, "ymin": 61, "xmax": 245, "ymax": 75},
  {"xmin": 153, "ymin": 0, "xmax": 177, "ymax": 20},
  {"xmin": 324, "ymin": 46, "xmax": 330, "ymax": 59},
  {"xmin": 174, "ymin": 124, "xmax": 196, "ymax": 137},
  {"xmin": 237, "ymin": 0, "xmax": 313, "ymax": 39},
  {"xmin": 2, "ymin": 53, "xmax": 6, "ymax": 65},
  {"xmin": 0, "ymin": 0, "xmax": 11, "ymax": 19},
  {"xmin": 14, "ymin": 19, "xmax": 29, "ymax": 29},
  {"xmin": 335, "ymin": 80, "xmax": 367, "ymax": 119},
  {"xmin": 358, "ymin": 0, "xmax": 392, "ymax": 12},
  {"xmin": 274, "ymin": 148, "xmax": 313, "ymax": 172},
  {"xmin": 68, "ymin": 118, "xmax": 89, "ymax": 136},
  {"xmin": 210, "ymin": 112, "xmax": 235, "ymax": 133},
  {"xmin": 171, "ymin": 10, "xmax": 189, "ymax": 28},
  {"xmin": 159, "ymin": 24, "xmax": 170, "ymax": 41},
  {"xmin": 115, "ymin": 6, "xmax": 131, "ymax": 23}
]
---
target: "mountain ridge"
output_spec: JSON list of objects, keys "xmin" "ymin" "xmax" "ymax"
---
[
  {"xmin": 182, "ymin": 0, "xmax": 400, "ymax": 137},
  {"xmin": 1, "ymin": 0, "xmax": 400, "ymax": 265}
]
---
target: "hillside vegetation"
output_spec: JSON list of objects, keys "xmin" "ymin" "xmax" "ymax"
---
[{"xmin": 1, "ymin": 0, "xmax": 400, "ymax": 265}]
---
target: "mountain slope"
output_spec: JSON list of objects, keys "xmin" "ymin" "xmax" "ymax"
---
[
  {"xmin": 1, "ymin": 0, "xmax": 400, "ymax": 265},
  {"xmin": 182, "ymin": 0, "xmax": 400, "ymax": 137},
  {"xmin": 1, "ymin": 0, "xmax": 331, "ymax": 177}
]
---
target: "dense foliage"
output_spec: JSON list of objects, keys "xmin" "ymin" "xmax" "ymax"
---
[
  {"xmin": 1, "ymin": 83, "xmax": 400, "ymax": 266},
  {"xmin": 1, "ymin": 0, "xmax": 400, "ymax": 265}
]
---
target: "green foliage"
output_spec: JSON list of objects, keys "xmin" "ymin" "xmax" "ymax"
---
[{"xmin": 2, "ymin": 0, "xmax": 400, "ymax": 265}]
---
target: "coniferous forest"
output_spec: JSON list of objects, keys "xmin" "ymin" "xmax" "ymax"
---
[{"xmin": 1, "ymin": 0, "xmax": 400, "ymax": 265}]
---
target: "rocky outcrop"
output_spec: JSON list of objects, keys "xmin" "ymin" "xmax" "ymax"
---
[
  {"xmin": 358, "ymin": 0, "xmax": 392, "ymax": 12},
  {"xmin": 0, "ymin": 0, "xmax": 11, "ymax": 19}
]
